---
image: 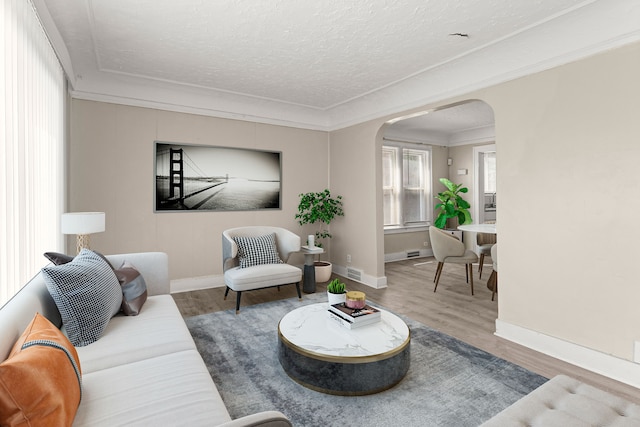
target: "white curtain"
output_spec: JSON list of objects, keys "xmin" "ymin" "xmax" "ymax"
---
[{"xmin": 0, "ymin": 0, "xmax": 65, "ymax": 305}]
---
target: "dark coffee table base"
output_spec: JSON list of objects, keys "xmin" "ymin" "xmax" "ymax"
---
[{"xmin": 278, "ymin": 335, "xmax": 410, "ymax": 396}]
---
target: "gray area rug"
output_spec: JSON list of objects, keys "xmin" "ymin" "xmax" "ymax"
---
[{"xmin": 186, "ymin": 293, "xmax": 547, "ymax": 426}]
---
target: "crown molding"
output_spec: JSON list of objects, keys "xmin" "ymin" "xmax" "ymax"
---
[{"xmin": 45, "ymin": 0, "xmax": 640, "ymax": 132}]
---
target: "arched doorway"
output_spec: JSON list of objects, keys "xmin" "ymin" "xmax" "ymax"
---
[{"xmin": 381, "ymin": 100, "xmax": 495, "ymax": 262}]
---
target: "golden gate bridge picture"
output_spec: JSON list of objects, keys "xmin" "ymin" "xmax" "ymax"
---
[{"xmin": 155, "ymin": 142, "xmax": 281, "ymax": 211}]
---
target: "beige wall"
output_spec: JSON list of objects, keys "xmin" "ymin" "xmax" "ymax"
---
[
  {"xmin": 328, "ymin": 41, "xmax": 640, "ymax": 362},
  {"xmin": 384, "ymin": 232, "xmax": 428, "ymax": 254},
  {"xmin": 481, "ymin": 42, "xmax": 640, "ymax": 361},
  {"xmin": 328, "ymin": 123, "xmax": 383, "ymax": 280},
  {"xmin": 69, "ymin": 100, "xmax": 329, "ymax": 281}
]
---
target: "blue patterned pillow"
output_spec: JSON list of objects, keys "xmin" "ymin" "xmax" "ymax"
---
[
  {"xmin": 42, "ymin": 249, "xmax": 123, "ymax": 347},
  {"xmin": 233, "ymin": 233, "xmax": 284, "ymax": 268}
]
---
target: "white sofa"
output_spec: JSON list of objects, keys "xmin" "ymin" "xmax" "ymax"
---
[{"xmin": 0, "ymin": 252, "xmax": 291, "ymax": 427}]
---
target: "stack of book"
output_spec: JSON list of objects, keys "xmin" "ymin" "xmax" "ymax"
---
[{"xmin": 328, "ymin": 302, "xmax": 381, "ymax": 329}]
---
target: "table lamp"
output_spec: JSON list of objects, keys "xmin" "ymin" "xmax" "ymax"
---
[{"xmin": 61, "ymin": 212, "xmax": 106, "ymax": 254}]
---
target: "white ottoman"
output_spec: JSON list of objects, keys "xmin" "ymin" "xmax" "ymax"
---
[{"xmin": 481, "ymin": 375, "xmax": 640, "ymax": 426}]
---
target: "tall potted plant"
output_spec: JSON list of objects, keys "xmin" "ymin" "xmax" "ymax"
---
[
  {"xmin": 434, "ymin": 178, "xmax": 472, "ymax": 229},
  {"xmin": 296, "ymin": 189, "xmax": 344, "ymax": 282}
]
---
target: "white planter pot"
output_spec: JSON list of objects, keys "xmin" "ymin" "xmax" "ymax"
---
[
  {"xmin": 314, "ymin": 261, "xmax": 332, "ymax": 283},
  {"xmin": 327, "ymin": 291, "xmax": 346, "ymax": 306}
]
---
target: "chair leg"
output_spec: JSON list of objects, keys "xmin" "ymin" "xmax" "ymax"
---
[
  {"xmin": 224, "ymin": 286, "xmax": 230, "ymax": 300},
  {"xmin": 433, "ymin": 262, "xmax": 444, "ymax": 292},
  {"xmin": 478, "ymin": 253, "xmax": 485, "ymax": 278},
  {"xmin": 295, "ymin": 282, "xmax": 302, "ymax": 300},
  {"xmin": 490, "ymin": 271, "xmax": 498, "ymax": 301},
  {"xmin": 465, "ymin": 264, "xmax": 469, "ymax": 283},
  {"xmin": 468, "ymin": 264, "xmax": 474, "ymax": 296},
  {"xmin": 235, "ymin": 291, "xmax": 242, "ymax": 314}
]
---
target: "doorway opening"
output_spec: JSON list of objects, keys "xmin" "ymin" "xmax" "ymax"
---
[
  {"xmin": 381, "ymin": 100, "xmax": 495, "ymax": 263},
  {"xmin": 473, "ymin": 144, "xmax": 497, "ymax": 225}
]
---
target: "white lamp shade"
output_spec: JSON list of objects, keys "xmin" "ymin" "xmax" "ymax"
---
[{"xmin": 61, "ymin": 212, "xmax": 106, "ymax": 235}]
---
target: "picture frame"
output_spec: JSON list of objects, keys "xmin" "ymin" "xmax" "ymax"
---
[{"xmin": 154, "ymin": 142, "xmax": 282, "ymax": 212}]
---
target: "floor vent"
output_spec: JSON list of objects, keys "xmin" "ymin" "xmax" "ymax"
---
[
  {"xmin": 346, "ymin": 267, "xmax": 363, "ymax": 282},
  {"xmin": 407, "ymin": 250, "xmax": 421, "ymax": 258}
]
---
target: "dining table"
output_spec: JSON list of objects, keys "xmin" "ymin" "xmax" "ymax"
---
[{"xmin": 457, "ymin": 223, "xmax": 497, "ymax": 234}]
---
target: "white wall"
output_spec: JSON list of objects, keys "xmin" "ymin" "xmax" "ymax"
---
[{"xmin": 69, "ymin": 100, "xmax": 329, "ymax": 284}]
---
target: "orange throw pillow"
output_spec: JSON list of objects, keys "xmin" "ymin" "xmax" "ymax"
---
[{"xmin": 0, "ymin": 313, "xmax": 82, "ymax": 427}]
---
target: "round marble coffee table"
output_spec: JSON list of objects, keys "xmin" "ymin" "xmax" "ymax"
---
[{"xmin": 277, "ymin": 303, "xmax": 410, "ymax": 395}]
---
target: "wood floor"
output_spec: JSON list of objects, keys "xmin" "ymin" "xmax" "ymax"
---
[{"xmin": 172, "ymin": 256, "xmax": 640, "ymax": 405}]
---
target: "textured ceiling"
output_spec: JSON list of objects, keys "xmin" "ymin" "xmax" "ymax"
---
[{"xmin": 36, "ymin": 0, "xmax": 640, "ymax": 130}]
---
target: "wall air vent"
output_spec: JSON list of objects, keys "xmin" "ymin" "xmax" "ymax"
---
[
  {"xmin": 346, "ymin": 267, "xmax": 363, "ymax": 282},
  {"xmin": 407, "ymin": 251, "xmax": 420, "ymax": 258}
]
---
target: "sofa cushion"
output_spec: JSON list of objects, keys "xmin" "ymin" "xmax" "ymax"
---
[
  {"xmin": 114, "ymin": 260, "xmax": 148, "ymax": 316},
  {"xmin": 42, "ymin": 248, "xmax": 123, "ymax": 347},
  {"xmin": 224, "ymin": 263, "xmax": 302, "ymax": 291},
  {"xmin": 43, "ymin": 251, "xmax": 74, "ymax": 265},
  {"xmin": 45, "ymin": 252, "xmax": 149, "ymax": 316},
  {"xmin": 75, "ymin": 295, "xmax": 196, "ymax": 374},
  {"xmin": 73, "ymin": 350, "xmax": 231, "ymax": 427},
  {"xmin": 233, "ymin": 233, "xmax": 283, "ymax": 268},
  {"xmin": 0, "ymin": 313, "xmax": 82, "ymax": 427},
  {"xmin": 44, "ymin": 250, "xmax": 112, "ymax": 267}
]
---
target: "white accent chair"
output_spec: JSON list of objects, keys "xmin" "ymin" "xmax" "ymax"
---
[
  {"xmin": 429, "ymin": 226, "xmax": 479, "ymax": 295},
  {"xmin": 222, "ymin": 226, "xmax": 302, "ymax": 313}
]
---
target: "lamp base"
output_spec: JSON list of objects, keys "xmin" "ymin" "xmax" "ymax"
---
[{"xmin": 76, "ymin": 234, "xmax": 91, "ymax": 254}]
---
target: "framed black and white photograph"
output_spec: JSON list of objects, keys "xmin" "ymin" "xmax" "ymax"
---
[{"xmin": 155, "ymin": 142, "xmax": 282, "ymax": 212}]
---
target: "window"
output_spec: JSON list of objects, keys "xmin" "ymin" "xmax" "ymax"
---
[
  {"xmin": 1, "ymin": 0, "xmax": 66, "ymax": 305},
  {"xmin": 383, "ymin": 144, "xmax": 432, "ymax": 228},
  {"xmin": 484, "ymin": 152, "xmax": 496, "ymax": 193}
]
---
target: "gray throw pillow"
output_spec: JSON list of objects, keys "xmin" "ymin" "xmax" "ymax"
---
[
  {"xmin": 233, "ymin": 233, "xmax": 284, "ymax": 268},
  {"xmin": 114, "ymin": 260, "xmax": 148, "ymax": 316},
  {"xmin": 42, "ymin": 249, "xmax": 123, "ymax": 347}
]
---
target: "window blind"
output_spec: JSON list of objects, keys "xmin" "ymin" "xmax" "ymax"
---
[{"xmin": 1, "ymin": 0, "xmax": 65, "ymax": 305}]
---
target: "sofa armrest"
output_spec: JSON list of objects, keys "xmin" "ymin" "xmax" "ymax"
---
[
  {"xmin": 216, "ymin": 411, "xmax": 292, "ymax": 427},
  {"xmin": 106, "ymin": 252, "xmax": 170, "ymax": 296}
]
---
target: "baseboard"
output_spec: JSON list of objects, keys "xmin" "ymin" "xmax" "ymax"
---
[
  {"xmin": 332, "ymin": 264, "xmax": 387, "ymax": 289},
  {"xmin": 495, "ymin": 319, "xmax": 640, "ymax": 389},
  {"xmin": 171, "ymin": 274, "xmax": 225, "ymax": 294},
  {"xmin": 170, "ymin": 264, "xmax": 387, "ymax": 293},
  {"xmin": 384, "ymin": 248, "xmax": 434, "ymax": 263}
]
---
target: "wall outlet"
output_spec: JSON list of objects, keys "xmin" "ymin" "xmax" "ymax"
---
[
  {"xmin": 423, "ymin": 241, "xmax": 430, "ymax": 247},
  {"xmin": 346, "ymin": 254, "xmax": 351, "ymax": 263}
]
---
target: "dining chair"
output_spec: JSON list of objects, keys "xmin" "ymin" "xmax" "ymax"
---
[
  {"xmin": 476, "ymin": 232, "xmax": 497, "ymax": 279},
  {"xmin": 487, "ymin": 243, "xmax": 498, "ymax": 301},
  {"xmin": 428, "ymin": 226, "xmax": 479, "ymax": 295}
]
